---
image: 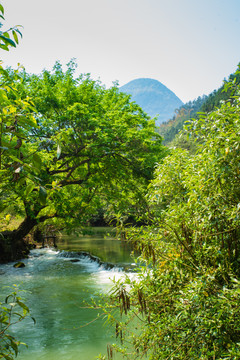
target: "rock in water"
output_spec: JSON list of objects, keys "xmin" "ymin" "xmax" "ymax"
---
[{"xmin": 13, "ymin": 261, "xmax": 25, "ymax": 268}]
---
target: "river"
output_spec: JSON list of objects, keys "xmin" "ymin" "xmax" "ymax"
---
[{"xmin": 0, "ymin": 228, "xmax": 135, "ymax": 360}]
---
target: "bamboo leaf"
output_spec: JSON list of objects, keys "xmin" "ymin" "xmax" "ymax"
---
[
  {"xmin": 12, "ymin": 30, "xmax": 19, "ymax": 44},
  {"xmin": 15, "ymin": 28, "xmax": 23, "ymax": 38},
  {"xmin": 0, "ymin": 35, "xmax": 16, "ymax": 47},
  {"xmin": 16, "ymin": 300, "xmax": 29, "ymax": 312},
  {"xmin": 10, "ymin": 339, "xmax": 19, "ymax": 356}
]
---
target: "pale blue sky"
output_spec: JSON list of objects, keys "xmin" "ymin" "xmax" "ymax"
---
[{"xmin": 1, "ymin": 0, "xmax": 240, "ymax": 102}]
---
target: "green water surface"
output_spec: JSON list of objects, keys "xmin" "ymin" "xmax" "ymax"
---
[{"xmin": 0, "ymin": 228, "xmax": 134, "ymax": 360}]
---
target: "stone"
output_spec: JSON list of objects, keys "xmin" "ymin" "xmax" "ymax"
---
[{"xmin": 13, "ymin": 261, "xmax": 25, "ymax": 268}]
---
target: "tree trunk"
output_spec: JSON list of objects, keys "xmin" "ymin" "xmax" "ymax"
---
[{"xmin": 0, "ymin": 215, "xmax": 38, "ymax": 263}]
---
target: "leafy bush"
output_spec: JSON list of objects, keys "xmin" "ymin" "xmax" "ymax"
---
[
  {"xmin": 0, "ymin": 285, "xmax": 33, "ymax": 360},
  {"xmin": 101, "ymin": 75, "xmax": 240, "ymax": 359}
]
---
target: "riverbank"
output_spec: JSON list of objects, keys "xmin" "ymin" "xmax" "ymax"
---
[{"xmin": 0, "ymin": 216, "xmax": 58, "ymax": 263}]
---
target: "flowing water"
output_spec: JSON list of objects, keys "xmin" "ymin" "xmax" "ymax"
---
[{"xmin": 0, "ymin": 228, "xmax": 135, "ymax": 360}]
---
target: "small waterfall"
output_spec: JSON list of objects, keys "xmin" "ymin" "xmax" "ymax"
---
[
  {"xmin": 57, "ymin": 250, "xmax": 124, "ymax": 272},
  {"xmin": 0, "ymin": 230, "xmax": 135, "ymax": 360}
]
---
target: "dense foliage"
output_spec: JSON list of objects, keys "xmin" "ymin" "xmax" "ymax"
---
[
  {"xmin": 0, "ymin": 60, "xmax": 165, "ymax": 261},
  {"xmin": 201, "ymin": 68, "xmax": 240, "ymax": 113},
  {"xmin": 0, "ymin": 6, "xmax": 35, "ymax": 360},
  {"xmin": 1, "ymin": 4, "xmax": 240, "ymax": 359},
  {"xmin": 158, "ymin": 64, "xmax": 240, "ymax": 148},
  {"xmin": 101, "ymin": 78, "xmax": 240, "ymax": 359},
  {"xmin": 158, "ymin": 95, "xmax": 206, "ymax": 147},
  {"xmin": 0, "ymin": 286, "xmax": 33, "ymax": 360}
]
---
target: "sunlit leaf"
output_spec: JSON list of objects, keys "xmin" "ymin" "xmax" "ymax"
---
[
  {"xmin": 16, "ymin": 300, "xmax": 29, "ymax": 312},
  {"xmin": 57, "ymin": 144, "xmax": 61, "ymax": 159},
  {"xmin": 39, "ymin": 186, "xmax": 47, "ymax": 205},
  {"xmin": 12, "ymin": 30, "xmax": 19, "ymax": 44},
  {"xmin": 25, "ymin": 183, "xmax": 35, "ymax": 197}
]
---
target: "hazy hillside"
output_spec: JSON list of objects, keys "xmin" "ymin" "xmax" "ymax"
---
[
  {"xmin": 158, "ymin": 63, "xmax": 240, "ymax": 146},
  {"xmin": 158, "ymin": 95, "xmax": 207, "ymax": 145},
  {"xmin": 120, "ymin": 78, "xmax": 183, "ymax": 125}
]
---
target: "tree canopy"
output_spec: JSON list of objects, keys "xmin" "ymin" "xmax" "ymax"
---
[
  {"xmin": 1, "ymin": 4, "xmax": 240, "ymax": 358},
  {"xmin": 158, "ymin": 63, "xmax": 240, "ymax": 150},
  {"xmin": 0, "ymin": 61, "xmax": 164, "ymax": 261},
  {"xmin": 102, "ymin": 74, "xmax": 240, "ymax": 360}
]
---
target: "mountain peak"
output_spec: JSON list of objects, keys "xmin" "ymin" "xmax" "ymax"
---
[{"xmin": 120, "ymin": 78, "xmax": 183, "ymax": 125}]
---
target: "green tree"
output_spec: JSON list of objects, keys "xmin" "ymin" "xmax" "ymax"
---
[
  {"xmin": 158, "ymin": 95, "xmax": 206, "ymax": 148},
  {"xmin": 101, "ymin": 78, "xmax": 240, "ymax": 359},
  {"xmin": 0, "ymin": 62, "xmax": 164, "ymax": 262},
  {"xmin": 158, "ymin": 64, "xmax": 240, "ymax": 150},
  {"xmin": 200, "ymin": 63, "xmax": 240, "ymax": 113},
  {"xmin": 0, "ymin": 64, "xmax": 39, "ymax": 261},
  {"xmin": 0, "ymin": 3, "xmax": 40, "ymax": 261},
  {"xmin": 0, "ymin": 7, "xmax": 34, "ymax": 360}
]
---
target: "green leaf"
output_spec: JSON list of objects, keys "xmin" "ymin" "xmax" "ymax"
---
[
  {"xmin": 8, "ymin": 155, "xmax": 24, "ymax": 164},
  {"xmin": 2, "ymin": 354, "xmax": 12, "ymax": 360},
  {"xmin": 25, "ymin": 183, "xmax": 35, "ymax": 197},
  {"xmin": 10, "ymin": 339, "xmax": 19, "ymax": 356},
  {"xmin": 15, "ymin": 28, "xmax": 23, "ymax": 38},
  {"xmin": 5, "ymin": 295, "xmax": 13, "ymax": 304},
  {"xmin": 57, "ymin": 144, "xmax": 61, "ymax": 159},
  {"xmin": 2, "ymin": 31, "xmax": 10, "ymax": 38},
  {"xmin": 16, "ymin": 300, "xmax": 29, "ymax": 313},
  {"xmin": 0, "ymin": 35, "xmax": 16, "ymax": 47},
  {"xmin": 0, "ymin": 44, "xmax": 9, "ymax": 51},
  {"xmin": 39, "ymin": 186, "xmax": 47, "ymax": 205},
  {"xmin": 32, "ymin": 153, "xmax": 42, "ymax": 170},
  {"xmin": 12, "ymin": 30, "xmax": 19, "ymax": 45},
  {"xmin": 0, "ymin": 4, "xmax": 4, "ymax": 14}
]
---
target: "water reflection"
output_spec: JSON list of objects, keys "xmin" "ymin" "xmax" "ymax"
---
[{"xmin": 57, "ymin": 227, "xmax": 133, "ymax": 265}]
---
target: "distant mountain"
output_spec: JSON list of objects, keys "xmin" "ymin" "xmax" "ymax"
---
[{"xmin": 119, "ymin": 78, "xmax": 183, "ymax": 125}]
